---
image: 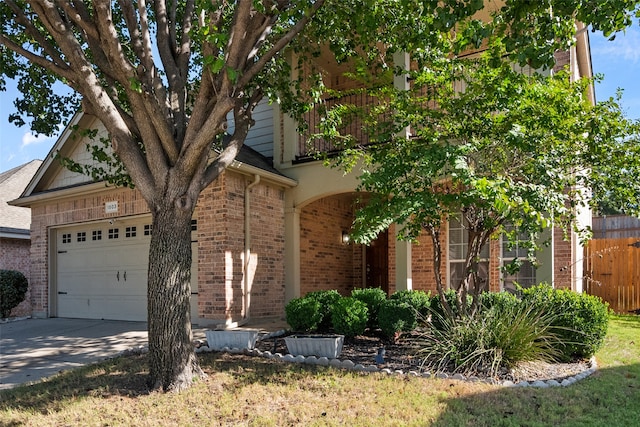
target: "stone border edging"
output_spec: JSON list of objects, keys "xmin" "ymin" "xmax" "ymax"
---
[{"xmin": 185, "ymin": 329, "xmax": 597, "ymax": 388}]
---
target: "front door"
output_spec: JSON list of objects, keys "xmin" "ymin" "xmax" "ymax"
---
[{"xmin": 365, "ymin": 230, "xmax": 389, "ymax": 293}]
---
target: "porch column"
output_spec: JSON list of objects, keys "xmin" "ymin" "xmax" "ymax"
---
[
  {"xmin": 284, "ymin": 206, "xmax": 301, "ymax": 302},
  {"xmin": 395, "ymin": 234, "xmax": 413, "ymax": 292},
  {"xmin": 393, "ymin": 51, "xmax": 412, "ymax": 292}
]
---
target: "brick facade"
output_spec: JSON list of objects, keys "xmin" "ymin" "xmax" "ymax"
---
[
  {"xmin": 195, "ymin": 172, "xmax": 286, "ymax": 321},
  {"xmin": 299, "ymin": 196, "xmax": 362, "ymax": 296},
  {"xmin": 0, "ymin": 237, "xmax": 32, "ymax": 316},
  {"xmin": 26, "ymin": 170, "xmax": 286, "ymax": 321},
  {"xmin": 299, "ymin": 194, "xmax": 573, "ymax": 298}
]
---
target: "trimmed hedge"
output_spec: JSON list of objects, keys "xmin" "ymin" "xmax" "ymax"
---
[
  {"xmin": 0, "ymin": 269, "xmax": 28, "ymax": 318},
  {"xmin": 378, "ymin": 299, "xmax": 417, "ymax": 338},
  {"xmin": 390, "ymin": 289, "xmax": 431, "ymax": 319},
  {"xmin": 521, "ymin": 284, "xmax": 610, "ymax": 361},
  {"xmin": 305, "ymin": 290, "xmax": 342, "ymax": 332},
  {"xmin": 331, "ymin": 297, "xmax": 369, "ymax": 338},
  {"xmin": 352, "ymin": 288, "xmax": 387, "ymax": 329},
  {"xmin": 480, "ymin": 291, "xmax": 520, "ymax": 313},
  {"xmin": 285, "ymin": 297, "xmax": 322, "ymax": 332}
]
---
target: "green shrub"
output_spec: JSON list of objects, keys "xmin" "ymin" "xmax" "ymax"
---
[
  {"xmin": 521, "ymin": 284, "xmax": 610, "ymax": 361},
  {"xmin": 285, "ymin": 298, "xmax": 322, "ymax": 332},
  {"xmin": 416, "ymin": 303, "xmax": 562, "ymax": 377},
  {"xmin": 351, "ymin": 288, "xmax": 387, "ymax": 328},
  {"xmin": 479, "ymin": 291, "xmax": 520, "ymax": 312},
  {"xmin": 378, "ymin": 299, "xmax": 417, "ymax": 338},
  {"xmin": 0, "ymin": 270, "xmax": 28, "ymax": 318},
  {"xmin": 304, "ymin": 290, "xmax": 342, "ymax": 331},
  {"xmin": 390, "ymin": 290, "xmax": 431, "ymax": 319},
  {"xmin": 331, "ymin": 297, "xmax": 369, "ymax": 338}
]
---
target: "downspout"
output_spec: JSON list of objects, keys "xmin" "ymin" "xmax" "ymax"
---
[{"xmin": 243, "ymin": 174, "xmax": 261, "ymax": 322}]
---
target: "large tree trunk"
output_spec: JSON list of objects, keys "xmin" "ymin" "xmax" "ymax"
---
[{"xmin": 147, "ymin": 204, "xmax": 204, "ymax": 392}]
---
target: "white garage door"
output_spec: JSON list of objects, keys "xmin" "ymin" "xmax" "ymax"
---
[{"xmin": 55, "ymin": 217, "xmax": 198, "ymax": 322}]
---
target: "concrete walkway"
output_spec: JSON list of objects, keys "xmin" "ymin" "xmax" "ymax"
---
[{"xmin": 1, "ymin": 318, "xmax": 149, "ymax": 390}]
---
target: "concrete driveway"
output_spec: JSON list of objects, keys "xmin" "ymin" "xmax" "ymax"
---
[{"xmin": 0, "ymin": 318, "xmax": 151, "ymax": 390}]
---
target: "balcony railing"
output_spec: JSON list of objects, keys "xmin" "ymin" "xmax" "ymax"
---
[
  {"xmin": 296, "ymin": 91, "xmax": 388, "ymax": 161},
  {"xmin": 295, "ymin": 85, "xmax": 438, "ymax": 161}
]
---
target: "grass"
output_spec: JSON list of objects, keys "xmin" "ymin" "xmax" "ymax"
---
[{"xmin": 1, "ymin": 315, "xmax": 638, "ymax": 426}]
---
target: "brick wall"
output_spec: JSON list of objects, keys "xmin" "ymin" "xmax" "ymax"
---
[
  {"xmin": 0, "ymin": 237, "xmax": 32, "ymax": 316},
  {"xmin": 27, "ymin": 170, "xmax": 286, "ymax": 321},
  {"xmin": 299, "ymin": 196, "xmax": 361, "ymax": 296},
  {"xmin": 195, "ymin": 172, "xmax": 286, "ymax": 322},
  {"xmin": 553, "ymin": 226, "xmax": 573, "ymax": 289}
]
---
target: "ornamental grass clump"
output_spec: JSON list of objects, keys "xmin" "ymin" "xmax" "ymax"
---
[{"xmin": 417, "ymin": 302, "xmax": 562, "ymax": 377}]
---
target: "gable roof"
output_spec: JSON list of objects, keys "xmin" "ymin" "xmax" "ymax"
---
[
  {"xmin": 0, "ymin": 159, "xmax": 42, "ymax": 238},
  {"xmin": 11, "ymin": 111, "xmax": 296, "ymax": 207}
]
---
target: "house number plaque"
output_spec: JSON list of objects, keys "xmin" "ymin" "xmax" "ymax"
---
[{"xmin": 105, "ymin": 201, "xmax": 119, "ymax": 214}]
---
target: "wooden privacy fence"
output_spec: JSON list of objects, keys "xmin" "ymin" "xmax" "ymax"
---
[{"xmin": 584, "ymin": 237, "xmax": 640, "ymax": 314}]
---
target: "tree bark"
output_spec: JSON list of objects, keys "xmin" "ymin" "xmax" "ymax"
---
[{"xmin": 147, "ymin": 203, "xmax": 203, "ymax": 392}]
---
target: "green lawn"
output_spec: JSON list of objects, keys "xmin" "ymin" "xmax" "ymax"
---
[{"xmin": 1, "ymin": 315, "xmax": 638, "ymax": 426}]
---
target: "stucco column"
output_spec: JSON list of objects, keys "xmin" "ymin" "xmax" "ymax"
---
[
  {"xmin": 395, "ymin": 236, "xmax": 412, "ymax": 292},
  {"xmin": 393, "ymin": 51, "xmax": 412, "ymax": 292},
  {"xmin": 284, "ymin": 206, "xmax": 301, "ymax": 302}
]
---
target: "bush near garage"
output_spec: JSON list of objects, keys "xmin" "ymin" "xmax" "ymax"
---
[{"xmin": 0, "ymin": 269, "xmax": 28, "ymax": 319}]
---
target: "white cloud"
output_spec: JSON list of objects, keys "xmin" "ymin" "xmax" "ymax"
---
[
  {"xmin": 21, "ymin": 132, "xmax": 53, "ymax": 148},
  {"xmin": 591, "ymin": 28, "xmax": 640, "ymax": 64},
  {"xmin": 20, "ymin": 125, "xmax": 62, "ymax": 148}
]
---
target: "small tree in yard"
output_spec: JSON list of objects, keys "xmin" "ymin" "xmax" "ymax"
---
[{"xmin": 318, "ymin": 3, "xmax": 640, "ymax": 320}]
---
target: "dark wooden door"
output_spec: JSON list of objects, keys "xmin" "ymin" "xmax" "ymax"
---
[{"xmin": 366, "ymin": 230, "xmax": 389, "ymax": 293}]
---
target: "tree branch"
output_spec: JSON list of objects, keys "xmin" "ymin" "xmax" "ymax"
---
[{"xmin": 238, "ymin": 0, "xmax": 325, "ymax": 88}]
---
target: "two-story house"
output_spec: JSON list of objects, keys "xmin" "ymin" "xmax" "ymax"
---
[{"xmin": 11, "ymin": 22, "xmax": 594, "ymax": 326}]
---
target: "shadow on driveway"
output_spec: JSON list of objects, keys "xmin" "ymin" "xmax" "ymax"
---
[{"xmin": 0, "ymin": 318, "xmax": 148, "ymax": 390}]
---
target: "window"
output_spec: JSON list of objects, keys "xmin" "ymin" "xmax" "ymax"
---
[
  {"xmin": 448, "ymin": 215, "xmax": 489, "ymax": 289},
  {"xmin": 144, "ymin": 224, "xmax": 152, "ymax": 236},
  {"xmin": 92, "ymin": 230, "xmax": 102, "ymax": 241},
  {"xmin": 76, "ymin": 231, "xmax": 86, "ymax": 242},
  {"xmin": 501, "ymin": 227, "xmax": 537, "ymax": 293},
  {"xmin": 62, "ymin": 233, "xmax": 71, "ymax": 244},
  {"xmin": 108, "ymin": 228, "xmax": 119, "ymax": 239},
  {"xmin": 191, "ymin": 219, "xmax": 197, "ymax": 231},
  {"xmin": 125, "ymin": 226, "xmax": 137, "ymax": 238}
]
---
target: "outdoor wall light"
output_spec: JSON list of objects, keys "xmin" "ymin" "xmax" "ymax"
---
[{"xmin": 342, "ymin": 230, "xmax": 351, "ymax": 244}]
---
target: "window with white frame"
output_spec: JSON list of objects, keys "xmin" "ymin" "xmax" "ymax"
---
[
  {"xmin": 448, "ymin": 215, "xmax": 490, "ymax": 290},
  {"xmin": 501, "ymin": 226, "xmax": 537, "ymax": 293}
]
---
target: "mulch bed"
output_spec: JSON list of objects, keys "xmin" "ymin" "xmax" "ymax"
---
[{"xmin": 253, "ymin": 330, "xmax": 591, "ymax": 384}]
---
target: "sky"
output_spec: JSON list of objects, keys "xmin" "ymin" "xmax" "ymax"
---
[{"xmin": 1, "ymin": 26, "xmax": 640, "ymax": 173}]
